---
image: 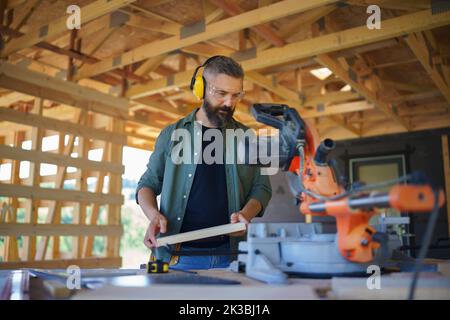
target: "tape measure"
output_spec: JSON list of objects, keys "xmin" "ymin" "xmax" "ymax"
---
[{"xmin": 146, "ymin": 260, "xmax": 169, "ymax": 274}]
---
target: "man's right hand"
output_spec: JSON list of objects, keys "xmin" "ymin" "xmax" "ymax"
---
[{"xmin": 143, "ymin": 211, "xmax": 168, "ymax": 249}]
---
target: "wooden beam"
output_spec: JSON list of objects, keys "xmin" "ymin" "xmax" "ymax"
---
[
  {"xmin": 2, "ymin": 0, "xmax": 137, "ymax": 57},
  {"xmin": 106, "ymin": 118, "xmax": 124, "ymax": 258},
  {"xmin": 0, "ymin": 107, "xmax": 127, "ymax": 145},
  {"xmin": 83, "ymin": 142, "xmax": 110, "ymax": 257},
  {"xmin": 0, "ymin": 257, "xmax": 122, "ymax": 269},
  {"xmin": 75, "ymin": 0, "xmax": 338, "ymax": 80},
  {"xmin": 442, "ymin": 135, "xmax": 450, "ymax": 238},
  {"xmin": 302, "ymin": 100, "xmax": 374, "ymax": 118},
  {"xmin": 209, "ymin": 0, "xmax": 285, "ymax": 47},
  {"xmin": 4, "ymin": 131, "xmax": 24, "ymax": 262},
  {"xmin": 134, "ymin": 55, "xmax": 168, "ymax": 77},
  {"xmin": 0, "ymin": 62, "xmax": 129, "ymax": 118},
  {"xmin": 315, "ymin": 54, "xmax": 410, "ymax": 130},
  {"xmin": 406, "ymin": 32, "xmax": 450, "ymax": 104},
  {"xmin": 0, "ymin": 184, "xmax": 123, "ymax": 205},
  {"xmin": 126, "ymin": 9, "xmax": 450, "ymax": 99},
  {"xmin": 0, "ymin": 144, "xmax": 124, "ymax": 174},
  {"xmin": 0, "ymin": 223, "xmax": 123, "ymax": 237},
  {"xmin": 125, "ymin": 12, "xmax": 180, "ymax": 36},
  {"xmin": 23, "ymin": 98, "xmax": 43, "ymax": 261}
]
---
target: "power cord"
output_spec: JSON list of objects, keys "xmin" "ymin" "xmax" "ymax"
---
[{"xmin": 407, "ymin": 188, "xmax": 441, "ymax": 300}]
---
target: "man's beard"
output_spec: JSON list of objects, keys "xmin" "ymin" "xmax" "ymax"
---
[{"xmin": 202, "ymin": 98, "xmax": 235, "ymax": 127}]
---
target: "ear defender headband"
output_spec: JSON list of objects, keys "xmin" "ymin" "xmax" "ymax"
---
[{"xmin": 190, "ymin": 56, "xmax": 221, "ymax": 100}]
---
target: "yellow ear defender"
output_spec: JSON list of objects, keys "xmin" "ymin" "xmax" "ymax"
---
[{"xmin": 190, "ymin": 56, "xmax": 221, "ymax": 100}]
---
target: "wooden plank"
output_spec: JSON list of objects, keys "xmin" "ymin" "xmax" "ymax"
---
[
  {"xmin": 0, "ymin": 223, "xmax": 123, "ymax": 236},
  {"xmin": 157, "ymin": 223, "xmax": 246, "ymax": 246},
  {"xmin": 75, "ymin": 0, "xmax": 339, "ymax": 79},
  {"xmin": 209, "ymin": 0, "xmax": 285, "ymax": 47},
  {"xmin": 0, "ymin": 144, "xmax": 124, "ymax": 175},
  {"xmin": 302, "ymin": 101, "xmax": 374, "ymax": 118},
  {"xmin": 125, "ymin": 9, "xmax": 450, "ymax": 99},
  {"xmin": 5, "ymin": 131, "xmax": 25, "ymax": 262},
  {"xmin": 0, "ymin": 62, "xmax": 129, "ymax": 118},
  {"xmin": 2, "ymin": 0, "xmax": 137, "ymax": 57},
  {"xmin": 84, "ymin": 142, "xmax": 111, "ymax": 257},
  {"xmin": 0, "ymin": 108, "xmax": 127, "ymax": 145},
  {"xmin": 23, "ymin": 98, "xmax": 43, "ymax": 261},
  {"xmin": 0, "ymin": 184, "xmax": 123, "ymax": 205},
  {"xmin": 0, "ymin": 257, "xmax": 122, "ymax": 269},
  {"xmin": 107, "ymin": 117, "xmax": 124, "ymax": 258},
  {"xmin": 73, "ymin": 121, "xmax": 90, "ymax": 259},
  {"xmin": 442, "ymin": 135, "xmax": 450, "ymax": 238}
]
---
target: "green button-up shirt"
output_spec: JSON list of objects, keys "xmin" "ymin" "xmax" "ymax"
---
[{"xmin": 136, "ymin": 108, "xmax": 272, "ymax": 262}]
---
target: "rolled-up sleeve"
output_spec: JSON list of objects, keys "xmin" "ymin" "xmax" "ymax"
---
[
  {"xmin": 248, "ymin": 168, "xmax": 272, "ymax": 217},
  {"xmin": 135, "ymin": 126, "xmax": 171, "ymax": 204}
]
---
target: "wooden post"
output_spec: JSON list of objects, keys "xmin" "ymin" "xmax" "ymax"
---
[
  {"xmin": 51, "ymin": 133, "xmax": 65, "ymax": 259},
  {"xmin": 66, "ymin": 29, "xmax": 78, "ymax": 81},
  {"xmin": 23, "ymin": 98, "xmax": 43, "ymax": 261},
  {"xmin": 74, "ymin": 115, "xmax": 90, "ymax": 258},
  {"xmin": 7, "ymin": 130, "xmax": 25, "ymax": 261},
  {"xmin": 107, "ymin": 117, "xmax": 124, "ymax": 260},
  {"xmin": 83, "ymin": 141, "xmax": 111, "ymax": 257},
  {"xmin": 442, "ymin": 135, "xmax": 450, "ymax": 237}
]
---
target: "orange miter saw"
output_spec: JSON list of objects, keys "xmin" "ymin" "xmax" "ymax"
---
[{"xmin": 234, "ymin": 104, "xmax": 445, "ymax": 283}]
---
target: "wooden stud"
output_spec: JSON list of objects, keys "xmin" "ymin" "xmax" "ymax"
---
[
  {"xmin": 23, "ymin": 98, "xmax": 43, "ymax": 261},
  {"xmin": 82, "ymin": 143, "xmax": 110, "ymax": 257}
]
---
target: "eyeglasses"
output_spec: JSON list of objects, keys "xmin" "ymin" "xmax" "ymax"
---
[{"xmin": 207, "ymin": 84, "xmax": 245, "ymax": 102}]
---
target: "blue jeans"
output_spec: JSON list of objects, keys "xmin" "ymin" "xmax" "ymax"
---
[{"xmin": 170, "ymin": 242, "xmax": 231, "ymax": 270}]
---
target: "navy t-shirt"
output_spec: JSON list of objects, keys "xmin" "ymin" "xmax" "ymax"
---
[{"xmin": 180, "ymin": 125, "xmax": 229, "ymax": 247}]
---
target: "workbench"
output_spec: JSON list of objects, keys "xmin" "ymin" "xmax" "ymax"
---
[{"xmin": 2, "ymin": 264, "xmax": 450, "ymax": 300}]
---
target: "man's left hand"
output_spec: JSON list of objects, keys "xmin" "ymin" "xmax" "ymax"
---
[{"xmin": 229, "ymin": 211, "xmax": 249, "ymax": 237}]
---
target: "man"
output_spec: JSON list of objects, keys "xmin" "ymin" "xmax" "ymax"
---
[{"xmin": 136, "ymin": 55, "xmax": 272, "ymax": 270}]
